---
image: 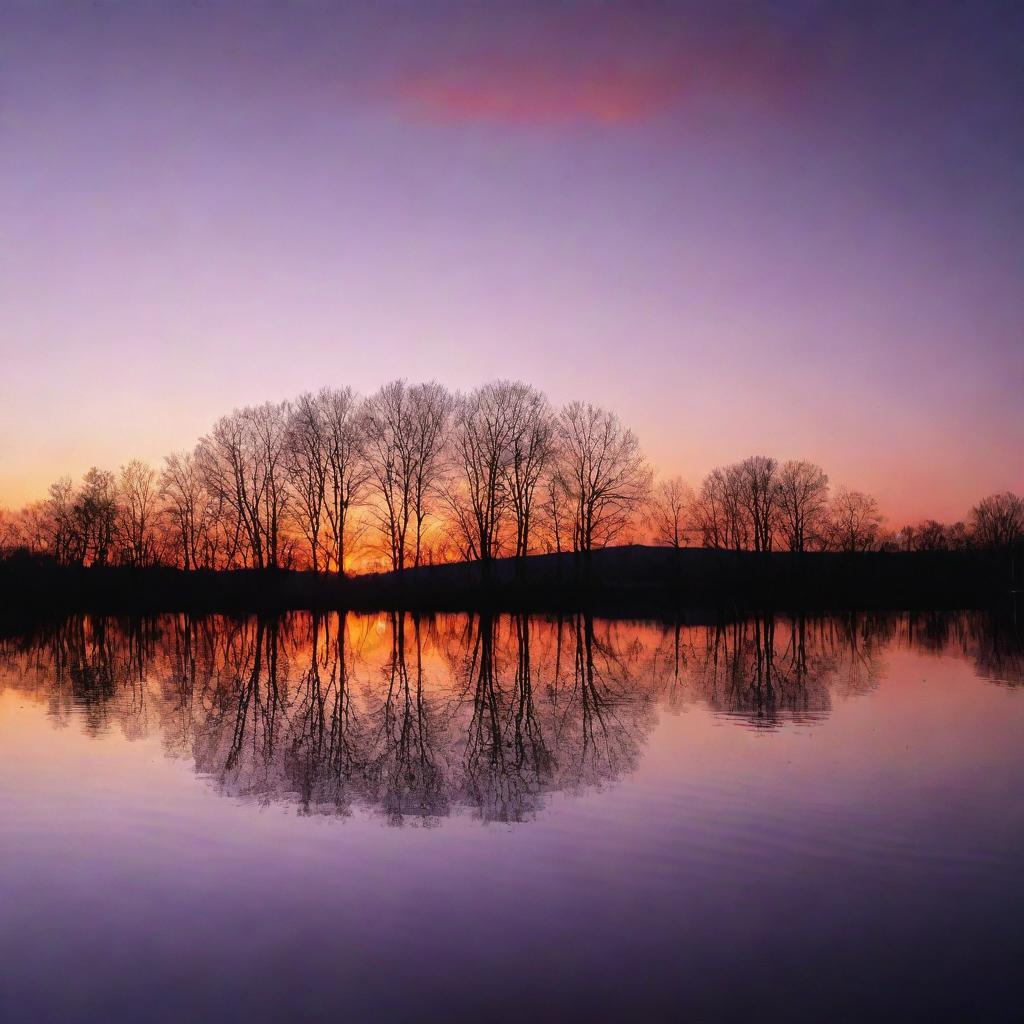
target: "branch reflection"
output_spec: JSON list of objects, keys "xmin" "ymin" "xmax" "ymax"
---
[{"xmin": 2, "ymin": 609, "xmax": 1019, "ymax": 823}]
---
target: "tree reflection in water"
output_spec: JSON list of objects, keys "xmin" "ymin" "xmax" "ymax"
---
[{"xmin": 1, "ymin": 609, "xmax": 1020, "ymax": 824}]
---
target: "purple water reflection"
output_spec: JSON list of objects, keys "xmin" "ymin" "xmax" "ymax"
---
[{"xmin": 1, "ymin": 611, "xmax": 1022, "ymax": 1022}]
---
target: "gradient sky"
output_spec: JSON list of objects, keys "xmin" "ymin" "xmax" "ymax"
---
[{"xmin": 1, "ymin": 1, "xmax": 1021, "ymax": 522}]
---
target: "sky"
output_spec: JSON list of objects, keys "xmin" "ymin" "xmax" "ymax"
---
[{"xmin": 1, "ymin": 0, "xmax": 1021, "ymax": 523}]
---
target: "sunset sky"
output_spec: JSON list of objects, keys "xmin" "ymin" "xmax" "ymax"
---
[{"xmin": 1, "ymin": 1, "xmax": 1021, "ymax": 523}]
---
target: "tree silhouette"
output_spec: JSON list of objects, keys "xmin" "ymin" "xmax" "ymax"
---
[
  {"xmin": 828, "ymin": 487, "xmax": 884, "ymax": 552},
  {"xmin": 775, "ymin": 459, "xmax": 829, "ymax": 552},
  {"xmin": 553, "ymin": 402, "xmax": 651, "ymax": 554},
  {"xmin": 647, "ymin": 475, "xmax": 694, "ymax": 550},
  {"xmin": 2, "ymin": 376, "xmax": 1016, "ymax": 570}
]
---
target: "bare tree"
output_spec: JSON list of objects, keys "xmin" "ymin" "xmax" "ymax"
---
[
  {"xmin": 693, "ymin": 464, "xmax": 747, "ymax": 550},
  {"xmin": 118, "ymin": 459, "xmax": 159, "ymax": 567},
  {"xmin": 362, "ymin": 381, "xmax": 452, "ymax": 572},
  {"xmin": 648, "ymin": 476, "xmax": 694, "ymax": 549},
  {"xmin": 160, "ymin": 452, "xmax": 195, "ymax": 570},
  {"xmin": 437, "ymin": 379, "xmax": 554, "ymax": 568},
  {"xmin": 539, "ymin": 472, "xmax": 570, "ymax": 554},
  {"xmin": 286, "ymin": 393, "xmax": 330, "ymax": 573},
  {"xmin": 828, "ymin": 487, "xmax": 884, "ymax": 552},
  {"xmin": 71, "ymin": 467, "xmax": 119, "ymax": 566},
  {"xmin": 444, "ymin": 382, "xmax": 518, "ymax": 563},
  {"xmin": 0, "ymin": 508, "xmax": 16, "ymax": 554},
  {"xmin": 320, "ymin": 387, "xmax": 370, "ymax": 575},
  {"xmin": 407, "ymin": 382, "xmax": 453, "ymax": 568},
  {"xmin": 44, "ymin": 477, "xmax": 79, "ymax": 564},
  {"xmin": 913, "ymin": 519, "xmax": 951, "ymax": 552},
  {"xmin": 970, "ymin": 492, "xmax": 1024, "ymax": 549},
  {"xmin": 554, "ymin": 402, "xmax": 651, "ymax": 553},
  {"xmin": 249, "ymin": 402, "xmax": 292, "ymax": 569},
  {"xmin": 16, "ymin": 501, "xmax": 51, "ymax": 555},
  {"xmin": 284, "ymin": 388, "xmax": 370, "ymax": 574},
  {"xmin": 197, "ymin": 412, "xmax": 251, "ymax": 567},
  {"xmin": 503, "ymin": 382, "xmax": 556, "ymax": 560},
  {"xmin": 945, "ymin": 521, "xmax": 969, "ymax": 551},
  {"xmin": 362, "ymin": 381, "xmax": 414, "ymax": 572},
  {"xmin": 692, "ymin": 470, "xmax": 725, "ymax": 549},
  {"xmin": 738, "ymin": 455, "xmax": 779, "ymax": 552},
  {"xmin": 775, "ymin": 460, "xmax": 829, "ymax": 552},
  {"xmin": 160, "ymin": 450, "xmax": 223, "ymax": 570},
  {"xmin": 198, "ymin": 402, "xmax": 291, "ymax": 569}
]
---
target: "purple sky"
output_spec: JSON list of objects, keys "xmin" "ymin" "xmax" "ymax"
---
[{"xmin": 1, "ymin": 1, "xmax": 1021, "ymax": 521}]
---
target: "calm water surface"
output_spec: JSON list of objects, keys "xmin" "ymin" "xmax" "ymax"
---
[{"xmin": 1, "ymin": 611, "xmax": 1022, "ymax": 1023}]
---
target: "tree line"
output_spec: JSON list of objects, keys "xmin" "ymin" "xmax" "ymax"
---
[{"xmin": 1, "ymin": 378, "xmax": 1021, "ymax": 572}]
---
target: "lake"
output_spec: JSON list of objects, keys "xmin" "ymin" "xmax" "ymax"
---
[{"xmin": 1, "ymin": 610, "xmax": 1022, "ymax": 1022}]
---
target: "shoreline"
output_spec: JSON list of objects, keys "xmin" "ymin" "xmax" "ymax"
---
[{"xmin": 1, "ymin": 545, "xmax": 1018, "ymax": 616}]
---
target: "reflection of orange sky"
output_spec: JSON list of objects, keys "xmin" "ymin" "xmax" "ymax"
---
[
  {"xmin": 4, "ymin": 610, "xmax": 1018, "ymax": 718},
  {"xmin": 2, "ymin": 614, "xmax": 1021, "ymax": 829}
]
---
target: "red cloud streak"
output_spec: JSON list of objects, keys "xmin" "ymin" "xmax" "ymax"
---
[{"xmin": 388, "ymin": 45, "xmax": 799, "ymax": 127}]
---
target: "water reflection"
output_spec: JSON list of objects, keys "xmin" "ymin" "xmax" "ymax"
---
[{"xmin": 2, "ymin": 610, "xmax": 1020, "ymax": 824}]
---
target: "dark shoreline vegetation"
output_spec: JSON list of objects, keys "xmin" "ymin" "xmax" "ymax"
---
[
  {"xmin": 2, "ymin": 382, "xmax": 1022, "ymax": 595},
  {"xmin": 2, "ymin": 544, "xmax": 1020, "ymax": 618}
]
